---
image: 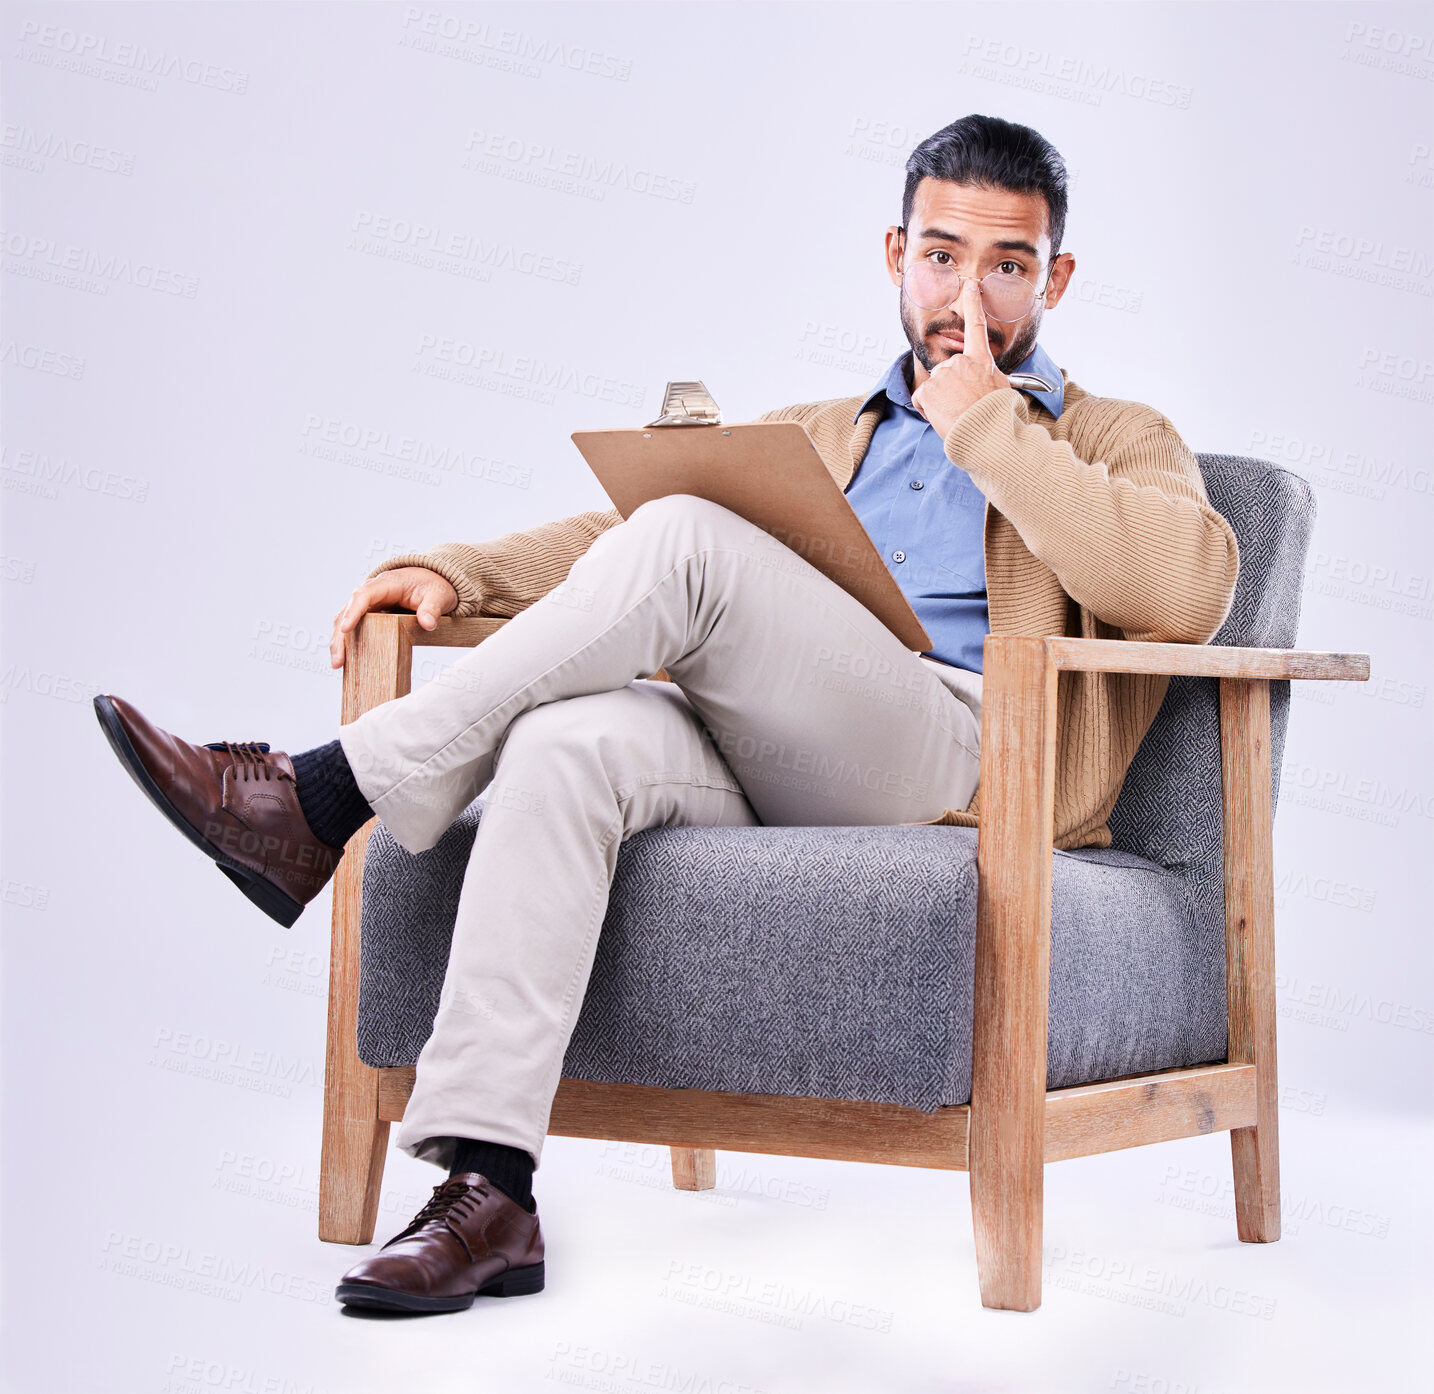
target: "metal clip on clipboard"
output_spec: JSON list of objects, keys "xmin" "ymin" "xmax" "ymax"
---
[{"xmin": 645, "ymin": 381, "xmax": 723, "ymax": 428}]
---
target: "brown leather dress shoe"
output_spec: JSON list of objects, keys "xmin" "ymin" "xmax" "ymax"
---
[
  {"xmin": 336, "ymin": 1173, "xmax": 545, "ymax": 1313},
  {"xmin": 94, "ymin": 693, "xmax": 345, "ymax": 928}
]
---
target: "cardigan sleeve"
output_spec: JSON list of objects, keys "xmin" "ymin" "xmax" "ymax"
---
[
  {"xmin": 365, "ymin": 507, "xmax": 624, "ymax": 619},
  {"xmin": 943, "ymin": 388, "xmax": 1240, "ymax": 644}
]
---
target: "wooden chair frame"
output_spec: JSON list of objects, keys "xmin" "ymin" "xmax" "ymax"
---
[{"xmin": 318, "ymin": 612, "xmax": 1369, "ymax": 1310}]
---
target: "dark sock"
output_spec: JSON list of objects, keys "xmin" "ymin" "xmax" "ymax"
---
[
  {"xmin": 448, "ymin": 1136, "xmax": 536, "ymax": 1212},
  {"xmin": 291, "ymin": 740, "xmax": 373, "ymax": 849}
]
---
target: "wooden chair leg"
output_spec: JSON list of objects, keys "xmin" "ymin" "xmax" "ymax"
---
[
  {"xmin": 320, "ymin": 820, "xmax": 391, "ymax": 1243},
  {"xmin": 670, "ymin": 1147, "xmax": 717, "ymax": 1190},
  {"xmin": 319, "ymin": 1090, "xmax": 390, "ymax": 1244},
  {"xmin": 1220, "ymin": 678, "xmax": 1281, "ymax": 1242},
  {"xmin": 970, "ymin": 638, "xmax": 1058, "ymax": 1311},
  {"xmin": 320, "ymin": 620, "xmax": 413, "ymax": 1244}
]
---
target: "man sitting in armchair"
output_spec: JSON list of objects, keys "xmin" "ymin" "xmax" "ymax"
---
[{"xmin": 95, "ymin": 112, "xmax": 1238, "ymax": 1315}]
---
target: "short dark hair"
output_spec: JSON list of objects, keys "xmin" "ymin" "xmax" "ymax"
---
[{"xmin": 902, "ymin": 115, "xmax": 1069, "ymax": 261}]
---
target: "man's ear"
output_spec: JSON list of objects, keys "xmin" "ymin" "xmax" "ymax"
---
[
  {"xmin": 1043, "ymin": 252, "xmax": 1076, "ymax": 311},
  {"xmin": 884, "ymin": 226, "xmax": 906, "ymax": 287}
]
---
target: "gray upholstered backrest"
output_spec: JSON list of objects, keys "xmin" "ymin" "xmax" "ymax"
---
[{"xmin": 1105, "ymin": 455, "xmax": 1316, "ymax": 871}]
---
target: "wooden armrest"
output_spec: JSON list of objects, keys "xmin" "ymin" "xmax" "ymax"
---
[
  {"xmin": 404, "ymin": 615, "xmax": 510, "ymax": 648},
  {"xmin": 381, "ymin": 613, "xmax": 509, "ymax": 648},
  {"xmin": 338, "ymin": 614, "xmax": 509, "ymax": 722},
  {"xmin": 1043, "ymin": 637, "xmax": 1369, "ymax": 681}
]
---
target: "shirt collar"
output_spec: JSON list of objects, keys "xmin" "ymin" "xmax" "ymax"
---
[{"xmin": 852, "ymin": 342, "xmax": 1065, "ymax": 423}]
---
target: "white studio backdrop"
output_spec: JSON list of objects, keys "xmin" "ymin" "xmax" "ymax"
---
[{"xmin": 2, "ymin": 4, "xmax": 1430, "ymax": 1393}]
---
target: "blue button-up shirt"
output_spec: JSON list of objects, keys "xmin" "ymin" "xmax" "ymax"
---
[{"xmin": 845, "ymin": 342, "xmax": 1065, "ymax": 673}]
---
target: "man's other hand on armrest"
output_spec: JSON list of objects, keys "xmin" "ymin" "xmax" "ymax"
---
[{"xmin": 329, "ymin": 567, "xmax": 460, "ymax": 669}]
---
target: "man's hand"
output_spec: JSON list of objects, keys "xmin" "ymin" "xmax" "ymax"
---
[
  {"xmin": 909, "ymin": 275, "xmax": 1012, "ymax": 444},
  {"xmin": 329, "ymin": 566, "xmax": 460, "ymax": 668}
]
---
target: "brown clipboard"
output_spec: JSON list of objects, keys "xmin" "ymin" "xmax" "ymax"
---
[{"xmin": 569, "ymin": 421, "xmax": 934, "ymax": 653}]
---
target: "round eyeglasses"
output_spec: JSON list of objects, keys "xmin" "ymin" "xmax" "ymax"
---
[{"xmin": 899, "ymin": 241, "xmax": 1054, "ymax": 322}]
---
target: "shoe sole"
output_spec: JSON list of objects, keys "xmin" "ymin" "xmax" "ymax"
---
[
  {"xmin": 93, "ymin": 694, "xmax": 306, "ymax": 929},
  {"xmin": 335, "ymin": 1261, "xmax": 546, "ymax": 1312}
]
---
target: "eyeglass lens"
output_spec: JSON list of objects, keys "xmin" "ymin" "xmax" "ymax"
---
[{"xmin": 901, "ymin": 260, "xmax": 1041, "ymax": 321}]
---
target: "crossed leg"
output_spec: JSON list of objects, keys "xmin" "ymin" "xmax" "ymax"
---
[
  {"xmin": 337, "ymin": 493, "xmax": 983, "ymax": 1168},
  {"xmin": 393, "ymin": 680, "xmax": 760, "ymax": 1169}
]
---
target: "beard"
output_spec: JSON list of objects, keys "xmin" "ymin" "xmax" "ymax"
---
[{"xmin": 900, "ymin": 292, "xmax": 1043, "ymax": 377}]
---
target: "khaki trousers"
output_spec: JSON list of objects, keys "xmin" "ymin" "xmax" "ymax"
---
[{"xmin": 338, "ymin": 494, "xmax": 983, "ymax": 1171}]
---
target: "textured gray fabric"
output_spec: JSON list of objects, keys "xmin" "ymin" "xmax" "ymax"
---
[
  {"xmin": 356, "ymin": 454, "xmax": 1315, "ymax": 1110},
  {"xmin": 1107, "ymin": 456, "xmax": 1313, "ymax": 871}
]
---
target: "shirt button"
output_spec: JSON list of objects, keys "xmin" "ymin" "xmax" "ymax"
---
[
  {"xmin": 910, "ymin": 479, "xmax": 924, "ymax": 490},
  {"xmin": 892, "ymin": 549, "xmax": 906, "ymax": 563}
]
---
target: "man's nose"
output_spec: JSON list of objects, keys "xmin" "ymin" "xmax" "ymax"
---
[{"xmin": 938, "ymin": 273, "xmax": 978, "ymax": 310}]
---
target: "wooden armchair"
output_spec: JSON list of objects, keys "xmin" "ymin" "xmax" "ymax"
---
[
  {"xmin": 317, "ymin": 608, "xmax": 1367, "ymax": 1311},
  {"xmin": 311, "ymin": 453, "xmax": 1365, "ymax": 1313}
]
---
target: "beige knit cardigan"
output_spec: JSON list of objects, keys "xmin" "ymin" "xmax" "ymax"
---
[{"xmin": 370, "ymin": 371, "xmax": 1241, "ymax": 849}]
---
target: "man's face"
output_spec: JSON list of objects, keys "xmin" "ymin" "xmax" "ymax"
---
[{"xmin": 884, "ymin": 178, "xmax": 1074, "ymax": 382}]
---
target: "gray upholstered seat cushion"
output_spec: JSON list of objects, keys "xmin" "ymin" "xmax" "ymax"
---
[
  {"xmin": 358, "ymin": 815, "xmax": 1227, "ymax": 1109},
  {"xmin": 355, "ymin": 453, "xmax": 1314, "ymax": 1110}
]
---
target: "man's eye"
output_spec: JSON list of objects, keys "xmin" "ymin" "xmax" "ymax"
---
[
  {"xmin": 928, "ymin": 251, "xmax": 952, "ymax": 266},
  {"xmin": 998, "ymin": 261, "xmax": 1024, "ymax": 276}
]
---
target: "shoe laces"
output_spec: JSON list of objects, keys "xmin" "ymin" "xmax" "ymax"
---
[
  {"xmin": 386, "ymin": 1177, "xmax": 492, "ymax": 1254},
  {"xmin": 203, "ymin": 740, "xmax": 283, "ymax": 781}
]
